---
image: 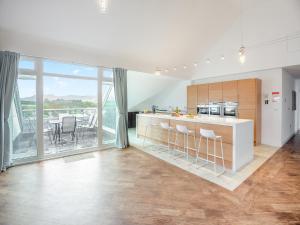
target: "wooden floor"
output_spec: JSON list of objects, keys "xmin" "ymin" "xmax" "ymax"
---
[{"xmin": 1, "ymin": 135, "xmax": 300, "ymax": 225}]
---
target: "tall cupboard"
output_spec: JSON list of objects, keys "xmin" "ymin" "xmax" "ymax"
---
[{"xmin": 187, "ymin": 78, "xmax": 261, "ymax": 145}]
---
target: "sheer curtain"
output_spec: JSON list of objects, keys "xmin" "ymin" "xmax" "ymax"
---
[
  {"xmin": 0, "ymin": 51, "xmax": 20, "ymax": 171},
  {"xmin": 113, "ymin": 68, "xmax": 129, "ymax": 149}
]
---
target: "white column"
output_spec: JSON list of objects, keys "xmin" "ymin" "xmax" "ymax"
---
[
  {"xmin": 36, "ymin": 58, "xmax": 44, "ymax": 159},
  {"xmin": 97, "ymin": 67, "xmax": 103, "ymax": 147}
]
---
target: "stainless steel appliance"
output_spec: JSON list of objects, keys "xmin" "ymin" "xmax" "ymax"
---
[
  {"xmin": 209, "ymin": 103, "xmax": 222, "ymax": 116},
  {"xmin": 197, "ymin": 104, "xmax": 209, "ymax": 115},
  {"xmin": 223, "ymin": 102, "xmax": 238, "ymax": 117}
]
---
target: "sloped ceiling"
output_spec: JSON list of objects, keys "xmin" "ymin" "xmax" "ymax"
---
[
  {"xmin": 127, "ymin": 71, "xmax": 183, "ymax": 111},
  {"xmin": 0, "ymin": 0, "xmax": 240, "ymax": 79}
]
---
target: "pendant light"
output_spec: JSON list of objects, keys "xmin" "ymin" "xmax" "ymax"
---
[
  {"xmin": 239, "ymin": 0, "xmax": 246, "ymax": 64},
  {"xmin": 98, "ymin": 0, "xmax": 108, "ymax": 13}
]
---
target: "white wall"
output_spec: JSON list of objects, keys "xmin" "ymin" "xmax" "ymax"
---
[
  {"xmin": 294, "ymin": 79, "xmax": 300, "ymax": 131},
  {"xmin": 127, "ymin": 71, "xmax": 189, "ymax": 112},
  {"xmin": 192, "ymin": 68, "xmax": 283, "ymax": 147},
  {"xmin": 192, "ymin": 0, "xmax": 300, "ymax": 80},
  {"xmin": 133, "ymin": 80, "xmax": 190, "ymax": 112},
  {"xmin": 281, "ymin": 70, "xmax": 296, "ymax": 144}
]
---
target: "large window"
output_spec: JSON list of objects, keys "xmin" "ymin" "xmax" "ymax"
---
[
  {"xmin": 43, "ymin": 73, "xmax": 98, "ymax": 154},
  {"xmin": 10, "ymin": 73, "xmax": 37, "ymax": 160},
  {"xmin": 102, "ymin": 69, "xmax": 116, "ymax": 144},
  {"xmin": 10, "ymin": 58, "xmax": 116, "ymax": 162}
]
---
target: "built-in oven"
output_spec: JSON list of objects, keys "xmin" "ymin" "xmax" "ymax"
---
[
  {"xmin": 197, "ymin": 104, "xmax": 209, "ymax": 115},
  {"xmin": 209, "ymin": 103, "xmax": 222, "ymax": 116},
  {"xmin": 223, "ymin": 102, "xmax": 238, "ymax": 117}
]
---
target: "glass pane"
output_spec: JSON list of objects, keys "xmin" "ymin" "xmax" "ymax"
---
[
  {"xmin": 102, "ymin": 83, "xmax": 110, "ymax": 102},
  {"xmin": 11, "ymin": 75, "xmax": 37, "ymax": 160},
  {"xmin": 103, "ymin": 69, "xmax": 113, "ymax": 80},
  {"xmin": 43, "ymin": 76, "xmax": 98, "ymax": 154},
  {"xmin": 43, "ymin": 60, "xmax": 97, "ymax": 78},
  {"xmin": 19, "ymin": 59, "xmax": 35, "ymax": 70},
  {"xmin": 102, "ymin": 82, "xmax": 116, "ymax": 144}
]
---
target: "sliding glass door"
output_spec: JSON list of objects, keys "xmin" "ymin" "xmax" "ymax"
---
[
  {"xmin": 10, "ymin": 57, "xmax": 116, "ymax": 163},
  {"xmin": 102, "ymin": 69, "xmax": 116, "ymax": 144},
  {"xmin": 10, "ymin": 73, "xmax": 37, "ymax": 160}
]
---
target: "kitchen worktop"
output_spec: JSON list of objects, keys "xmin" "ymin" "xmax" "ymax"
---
[{"xmin": 137, "ymin": 113, "xmax": 253, "ymax": 127}]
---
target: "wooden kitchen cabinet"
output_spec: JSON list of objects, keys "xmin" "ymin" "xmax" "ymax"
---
[
  {"xmin": 238, "ymin": 79, "xmax": 257, "ymax": 109},
  {"xmin": 187, "ymin": 85, "xmax": 197, "ymax": 114},
  {"xmin": 197, "ymin": 84, "xmax": 209, "ymax": 105},
  {"xmin": 222, "ymin": 80, "xmax": 238, "ymax": 102},
  {"xmin": 238, "ymin": 79, "xmax": 261, "ymax": 145},
  {"xmin": 186, "ymin": 78, "xmax": 261, "ymax": 145},
  {"xmin": 209, "ymin": 82, "xmax": 222, "ymax": 102}
]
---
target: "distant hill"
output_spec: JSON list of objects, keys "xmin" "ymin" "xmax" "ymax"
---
[{"xmin": 22, "ymin": 95, "xmax": 97, "ymax": 102}]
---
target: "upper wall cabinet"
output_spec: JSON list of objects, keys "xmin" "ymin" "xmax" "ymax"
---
[
  {"xmin": 222, "ymin": 80, "xmax": 238, "ymax": 102},
  {"xmin": 209, "ymin": 82, "xmax": 222, "ymax": 102},
  {"xmin": 237, "ymin": 79, "xmax": 257, "ymax": 109},
  {"xmin": 187, "ymin": 85, "xmax": 198, "ymax": 113},
  {"xmin": 197, "ymin": 84, "xmax": 209, "ymax": 105}
]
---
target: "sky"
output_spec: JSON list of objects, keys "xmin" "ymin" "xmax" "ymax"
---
[{"xmin": 18, "ymin": 59, "xmax": 113, "ymax": 98}]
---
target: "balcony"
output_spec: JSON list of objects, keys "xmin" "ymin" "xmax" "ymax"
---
[{"xmin": 11, "ymin": 107, "xmax": 116, "ymax": 160}]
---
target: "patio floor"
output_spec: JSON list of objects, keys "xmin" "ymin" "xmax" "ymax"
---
[{"xmin": 12, "ymin": 129, "xmax": 115, "ymax": 160}]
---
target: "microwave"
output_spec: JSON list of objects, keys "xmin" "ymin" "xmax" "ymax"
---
[
  {"xmin": 223, "ymin": 102, "xmax": 238, "ymax": 117},
  {"xmin": 209, "ymin": 103, "xmax": 222, "ymax": 116},
  {"xmin": 197, "ymin": 104, "xmax": 209, "ymax": 115}
]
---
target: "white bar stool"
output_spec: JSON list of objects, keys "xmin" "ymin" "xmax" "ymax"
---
[
  {"xmin": 159, "ymin": 122, "xmax": 175, "ymax": 153},
  {"xmin": 142, "ymin": 119, "xmax": 159, "ymax": 147},
  {"xmin": 174, "ymin": 125, "xmax": 196, "ymax": 160},
  {"xmin": 197, "ymin": 128, "xmax": 225, "ymax": 176}
]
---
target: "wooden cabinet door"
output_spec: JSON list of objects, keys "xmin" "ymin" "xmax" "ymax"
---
[
  {"xmin": 209, "ymin": 82, "xmax": 222, "ymax": 102},
  {"xmin": 238, "ymin": 79, "xmax": 256, "ymax": 109},
  {"xmin": 222, "ymin": 80, "xmax": 238, "ymax": 102},
  {"xmin": 187, "ymin": 85, "xmax": 197, "ymax": 109},
  {"xmin": 197, "ymin": 84, "xmax": 209, "ymax": 105}
]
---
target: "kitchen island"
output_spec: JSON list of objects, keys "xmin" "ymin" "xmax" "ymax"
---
[{"xmin": 136, "ymin": 113, "xmax": 254, "ymax": 172}]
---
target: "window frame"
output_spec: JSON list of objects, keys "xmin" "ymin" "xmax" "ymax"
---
[{"xmin": 12, "ymin": 57, "xmax": 115, "ymax": 165}]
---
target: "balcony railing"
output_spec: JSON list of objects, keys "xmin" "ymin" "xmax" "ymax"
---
[{"xmin": 12, "ymin": 107, "xmax": 116, "ymax": 159}]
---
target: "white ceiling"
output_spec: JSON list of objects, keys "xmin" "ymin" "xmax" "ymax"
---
[{"xmin": 0, "ymin": 0, "xmax": 240, "ymax": 78}]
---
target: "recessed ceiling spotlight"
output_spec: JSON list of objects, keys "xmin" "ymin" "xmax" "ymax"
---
[
  {"xmin": 205, "ymin": 58, "xmax": 211, "ymax": 64},
  {"xmin": 183, "ymin": 65, "xmax": 187, "ymax": 69},
  {"xmin": 193, "ymin": 62, "xmax": 198, "ymax": 67},
  {"xmin": 173, "ymin": 67, "xmax": 177, "ymax": 71},
  {"xmin": 221, "ymin": 55, "xmax": 225, "ymax": 60}
]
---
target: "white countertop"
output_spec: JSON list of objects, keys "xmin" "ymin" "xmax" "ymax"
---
[{"xmin": 137, "ymin": 113, "xmax": 253, "ymax": 126}]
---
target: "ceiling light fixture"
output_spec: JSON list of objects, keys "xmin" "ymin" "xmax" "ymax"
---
[
  {"xmin": 238, "ymin": 46, "xmax": 246, "ymax": 64},
  {"xmin": 173, "ymin": 67, "xmax": 177, "ymax": 71},
  {"xmin": 221, "ymin": 55, "xmax": 225, "ymax": 60},
  {"xmin": 193, "ymin": 62, "xmax": 198, "ymax": 67},
  {"xmin": 155, "ymin": 68, "xmax": 161, "ymax": 75},
  {"xmin": 98, "ymin": 0, "xmax": 108, "ymax": 13},
  {"xmin": 183, "ymin": 65, "xmax": 187, "ymax": 69},
  {"xmin": 205, "ymin": 58, "xmax": 211, "ymax": 64}
]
